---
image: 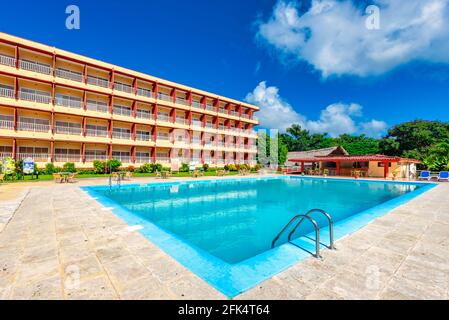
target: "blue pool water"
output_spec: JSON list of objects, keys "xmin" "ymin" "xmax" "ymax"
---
[{"xmin": 83, "ymin": 176, "xmax": 434, "ymax": 297}]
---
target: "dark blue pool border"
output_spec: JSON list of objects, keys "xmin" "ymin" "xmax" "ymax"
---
[{"xmin": 81, "ymin": 176, "xmax": 436, "ymax": 298}]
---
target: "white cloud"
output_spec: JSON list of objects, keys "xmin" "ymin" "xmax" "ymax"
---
[
  {"xmin": 245, "ymin": 81, "xmax": 387, "ymax": 137},
  {"xmin": 360, "ymin": 119, "xmax": 388, "ymax": 138},
  {"xmin": 256, "ymin": 0, "xmax": 449, "ymax": 77},
  {"xmin": 245, "ymin": 81, "xmax": 306, "ymax": 132}
]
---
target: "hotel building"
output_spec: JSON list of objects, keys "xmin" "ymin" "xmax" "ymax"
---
[{"xmin": 0, "ymin": 33, "xmax": 259, "ymax": 168}]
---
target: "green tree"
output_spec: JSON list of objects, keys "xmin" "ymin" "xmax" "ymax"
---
[
  {"xmin": 332, "ymin": 134, "xmax": 380, "ymax": 155},
  {"xmin": 379, "ymin": 120, "xmax": 449, "ymax": 160}
]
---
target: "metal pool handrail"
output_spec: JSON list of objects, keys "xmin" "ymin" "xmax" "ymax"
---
[
  {"xmin": 271, "ymin": 209, "xmax": 335, "ymax": 258},
  {"xmin": 288, "ymin": 209, "xmax": 334, "ymax": 250},
  {"xmin": 272, "ymin": 214, "xmax": 321, "ymax": 258}
]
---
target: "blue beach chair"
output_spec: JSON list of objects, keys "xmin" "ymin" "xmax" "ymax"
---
[
  {"xmin": 418, "ymin": 171, "xmax": 431, "ymax": 181},
  {"xmin": 438, "ymin": 171, "xmax": 449, "ymax": 182}
]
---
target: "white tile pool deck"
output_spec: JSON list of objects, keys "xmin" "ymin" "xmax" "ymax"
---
[{"xmin": 0, "ymin": 176, "xmax": 448, "ymax": 300}]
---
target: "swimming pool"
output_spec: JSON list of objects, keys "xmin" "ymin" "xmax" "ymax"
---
[{"xmin": 83, "ymin": 176, "xmax": 435, "ymax": 297}]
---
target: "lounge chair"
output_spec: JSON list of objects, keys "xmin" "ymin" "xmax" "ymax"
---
[
  {"xmin": 418, "ymin": 171, "xmax": 431, "ymax": 181},
  {"xmin": 438, "ymin": 171, "xmax": 449, "ymax": 182},
  {"xmin": 53, "ymin": 173, "xmax": 64, "ymax": 183},
  {"xmin": 67, "ymin": 172, "xmax": 78, "ymax": 183},
  {"xmin": 124, "ymin": 171, "xmax": 132, "ymax": 180}
]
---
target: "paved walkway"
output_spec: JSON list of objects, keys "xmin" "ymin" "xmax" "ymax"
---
[{"xmin": 0, "ymin": 177, "xmax": 448, "ymax": 299}]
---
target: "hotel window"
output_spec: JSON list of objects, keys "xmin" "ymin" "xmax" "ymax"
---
[
  {"xmin": 18, "ymin": 117, "xmax": 50, "ymax": 132},
  {"xmin": 85, "ymin": 150, "xmax": 107, "ymax": 160},
  {"xmin": 112, "ymin": 128, "xmax": 131, "ymax": 139},
  {"xmin": 136, "ymin": 108, "xmax": 151, "ymax": 119},
  {"xmin": 113, "ymin": 104, "xmax": 132, "ymax": 117},
  {"xmin": 19, "ymin": 88, "xmax": 51, "ymax": 104},
  {"xmin": 85, "ymin": 124, "xmax": 108, "ymax": 137},
  {"xmin": 136, "ymin": 130, "xmax": 150, "ymax": 141},
  {"xmin": 55, "ymin": 121, "xmax": 82, "ymax": 135},
  {"xmin": 0, "ymin": 146, "xmax": 12, "ymax": 153},
  {"xmin": 18, "ymin": 146, "xmax": 48, "ymax": 155},
  {"xmin": 0, "ymin": 84, "xmax": 14, "ymax": 98},
  {"xmin": 55, "ymin": 94, "xmax": 82, "ymax": 109}
]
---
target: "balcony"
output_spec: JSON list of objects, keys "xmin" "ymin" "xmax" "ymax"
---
[
  {"xmin": 19, "ymin": 90, "xmax": 51, "ymax": 104},
  {"xmin": 175, "ymin": 97, "xmax": 189, "ymax": 106},
  {"xmin": 114, "ymin": 82, "xmax": 133, "ymax": 94},
  {"xmin": 54, "ymin": 126, "xmax": 82, "ymax": 135},
  {"xmin": 86, "ymin": 100, "xmax": 108, "ymax": 113},
  {"xmin": 55, "ymin": 68, "xmax": 83, "ymax": 82},
  {"xmin": 136, "ymin": 109, "xmax": 152, "ymax": 119},
  {"xmin": 191, "ymin": 101, "xmax": 201, "ymax": 108},
  {"xmin": 112, "ymin": 155, "xmax": 131, "ymax": 163},
  {"xmin": 113, "ymin": 106, "xmax": 132, "ymax": 117},
  {"xmin": 135, "ymin": 156, "xmax": 151, "ymax": 163},
  {"xmin": 136, "ymin": 133, "xmax": 151, "ymax": 141},
  {"xmin": 17, "ymin": 121, "xmax": 50, "ymax": 133},
  {"xmin": 19, "ymin": 60, "xmax": 52, "ymax": 75},
  {"xmin": 0, "ymin": 54, "xmax": 16, "ymax": 67},
  {"xmin": 0, "ymin": 152, "xmax": 12, "ymax": 158},
  {"xmin": 0, "ymin": 119, "xmax": 14, "ymax": 130},
  {"xmin": 229, "ymin": 111, "xmax": 239, "ymax": 117},
  {"xmin": 0, "ymin": 86, "xmax": 14, "ymax": 99},
  {"xmin": 191, "ymin": 138, "xmax": 201, "ymax": 145},
  {"xmin": 191, "ymin": 120, "xmax": 202, "ymax": 127},
  {"xmin": 157, "ymin": 156, "xmax": 170, "ymax": 163},
  {"xmin": 112, "ymin": 130, "xmax": 131, "ymax": 140},
  {"xmin": 16, "ymin": 153, "xmax": 49, "ymax": 161},
  {"xmin": 157, "ymin": 113, "xmax": 171, "ymax": 122},
  {"xmin": 85, "ymin": 154, "xmax": 108, "ymax": 161},
  {"xmin": 136, "ymin": 88, "xmax": 153, "ymax": 98},
  {"xmin": 54, "ymin": 154, "xmax": 81, "ymax": 162},
  {"xmin": 157, "ymin": 93, "xmax": 172, "ymax": 102},
  {"xmin": 87, "ymin": 76, "xmax": 110, "ymax": 88},
  {"xmin": 86, "ymin": 128, "xmax": 108, "ymax": 138},
  {"xmin": 205, "ymin": 122, "xmax": 214, "ymax": 129},
  {"xmin": 55, "ymin": 96, "xmax": 83, "ymax": 109},
  {"xmin": 175, "ymin": 118, "xmax": 188, "ymax": 125},
  {"xmin": 205, "ymin": 104, "xmax": 214, "ymax": 112},
  {"xmin": 156, "ymin": 134, "xmax": 170, "ymax": 142}
]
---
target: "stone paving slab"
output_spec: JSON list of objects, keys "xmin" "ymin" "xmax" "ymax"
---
[{"xmin": 0, "ymin": 177, "xmax": 448, "ymax": 300}]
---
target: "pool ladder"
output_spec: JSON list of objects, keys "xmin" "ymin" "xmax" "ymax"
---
[{"xmin": 271, "ymin": 209, "xmax": 335, "ymax": 258}]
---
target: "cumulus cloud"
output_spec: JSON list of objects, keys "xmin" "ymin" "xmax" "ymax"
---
[
  {"xmin": 256, "ymin": 0, "xmax": 449, "ymax": 77},
  {"xmin": 245, "ymin": 81, "xmax": 306, "ymax": 132},
  {"xmin": 245, "ymin": 81, "xmax": 387, "ymax": 137}
]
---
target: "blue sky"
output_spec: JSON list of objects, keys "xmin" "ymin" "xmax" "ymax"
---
[{"xmin": 1, "ymin": 0, "xmax": 448, "ymax": 137}]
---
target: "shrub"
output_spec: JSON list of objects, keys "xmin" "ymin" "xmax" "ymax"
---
[
  {"xmin": 93, "ymin": 160, "xmax": 106, "ymax": 174},
  {"xmin": 227, "ymin": 164, "xmax": 237, "ymax": 172},
  {"xmin": 63, "ymin": 162, "xmax": 76, "ymax": 173},
  {"xmin": 180, "ymin": 163, "xmax": 189, "ymax": 172},
  {"xmin": 152, "ymin": 163, "xmax": 163, "ymax": 173},
  {"xmin": 127, "ymin": 165, "xmax": 135, "ymax": 172},
  {"xmin": 202, "ymin": 163, "xmax": 209, "ymax": 171},
  {"xmin": 106, "ymin": 159, "xmax": 122, "ymax": 173},
  {"xmin": 77, "ymin": 169, "xmax": 96, "ymax": 175},
  {"xmin": 15, "ymin": 159, "xmax": 23, "ymax": 176},
  {"xmin": 253, "ymin": 164, "xmax": 262, "ymax": 172},
  {"xmin": 137, "ymin": 163, "xmax": 152, "ymax": 173}
]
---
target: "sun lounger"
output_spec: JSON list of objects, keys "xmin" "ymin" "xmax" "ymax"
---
[
  {"xmin": 418, "ymin": 171, "xmax": 431, "ymax": 181},
  {"xmin": 438, "ymin": 171, "xmax": 449, "ymax": 182},
  {"xmin": 53, "ymin": 173, "xmax": 64, "ymax": 183},
  {"xmin": 67, "ymin": 172, "xmax": 78, "ymax": 183}
]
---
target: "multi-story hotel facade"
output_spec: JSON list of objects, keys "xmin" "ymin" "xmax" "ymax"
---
[{"xmin": 0, "ymin": 33, "xmax": 259, "ymax": 169}]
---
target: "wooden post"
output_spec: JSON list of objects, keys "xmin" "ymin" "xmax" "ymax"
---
[
  {"xmin": 336, "ymin": 161, "xmax": 341, "ymax": 176},
  {"xmin": 301, "ymin": 161, "xmax": 305, "ymax": 173}
]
